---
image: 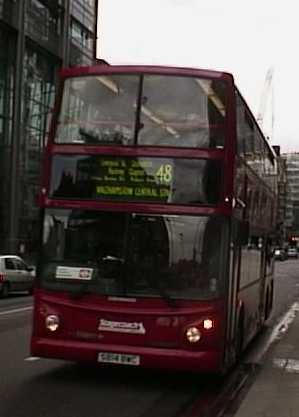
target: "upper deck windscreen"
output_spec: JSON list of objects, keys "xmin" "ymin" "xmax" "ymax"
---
[{"xmin": 55, "ymin": 74, "xmax": 227, "ymax": 148}]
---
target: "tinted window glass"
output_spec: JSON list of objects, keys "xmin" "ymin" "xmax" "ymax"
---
[
  {"xmin": 14, "ymin": 260, "xmax": 27, "ymax": 271},
  {"xmin": 5, "ymin": 259, "xmax": 15, "ymax": 270}
]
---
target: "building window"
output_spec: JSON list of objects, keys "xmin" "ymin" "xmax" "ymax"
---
[
  {"xmin": 18, "ymin": 48, "xmax": 58, "ymax": 252},
  {"xmin": 0, "ymin": 28, "xmax": 14, "ymax": 247},
  {"xmin": 0, "ymin": 30, "xmax": 14, "ymax": 147},
  {"xmin": 26, "ymin": 0, "xmax": 61, "ymax": 42},
  {"xmin": 71, "ymin": 18, "xmax": 93, "ymax": 50}
]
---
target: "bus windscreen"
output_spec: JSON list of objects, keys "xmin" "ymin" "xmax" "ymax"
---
[{"xmin": 40, "ymin": 209, "xmax": 227, "ymax": 301}]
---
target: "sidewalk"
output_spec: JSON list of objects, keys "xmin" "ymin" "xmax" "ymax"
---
[{"xmin": 234, "ymin": 303, "xmax": 299, "ymax": 417}]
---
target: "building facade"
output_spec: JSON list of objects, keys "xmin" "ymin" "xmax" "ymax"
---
[
  {"xmin": 0, "ymin": 0, "xmax": 97, "ymax": 258},
  {"xmin": 269, "ymin": 146, "xmax": 287, "ymax": 246},
  {"xmin": 282, "ymin": 153, "xmax": 299, "ymax": 242}
]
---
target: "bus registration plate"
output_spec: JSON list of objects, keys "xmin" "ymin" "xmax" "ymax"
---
[{"xmin": 97, "ymin": 352, "xmax": 140, "ymax": 366}]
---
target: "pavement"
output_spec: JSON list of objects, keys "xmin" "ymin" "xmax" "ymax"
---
[{"xmin": 234, "ymin": 302, "xmax": 299, "ymax": 417}]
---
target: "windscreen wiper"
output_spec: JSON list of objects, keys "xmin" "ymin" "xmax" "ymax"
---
[
  {"xmin": 142, "ymin": 272, "xmax": 178, "ymax": 308},
  {"xmin": 102, "ymin": 255, "xmax": 124, "ymax": 263},
  {"xmin": 156, "ymin": 284, "xmax": 178, "ymax": 309}
]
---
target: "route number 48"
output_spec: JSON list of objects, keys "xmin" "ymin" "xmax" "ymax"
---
[{"xmin": 155, "ymin": 164, "xmax": 173, "ymax": 183}]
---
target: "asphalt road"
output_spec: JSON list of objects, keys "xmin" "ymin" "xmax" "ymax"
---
[
  {"xmin": 268, "ymin": 259, "xmax": 299, "ymax": 325},
  {"xmin": 0, "ymin": 260, "xmax": 298, "ymax": 417},
  {"xmin": 0, "ymin": 295, "xmax": 208, "ymax": 417}
]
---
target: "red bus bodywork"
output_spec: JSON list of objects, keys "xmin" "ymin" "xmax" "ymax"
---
[
  {"xmin": 31, "ymin": 65, "xmax": 277, "ymax": 373},
  {"xmin": 32, "ymin": 292, "xmax": 226, "ymax": 372}
]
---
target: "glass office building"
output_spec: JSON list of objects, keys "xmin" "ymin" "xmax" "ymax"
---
[{"xmin": 0, "ymin": 0, "xmax": 97, "ymax": 258}]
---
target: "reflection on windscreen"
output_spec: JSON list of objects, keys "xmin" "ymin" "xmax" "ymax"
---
[
  {"xmin": 41, "ymin": 209, "xmax": 227, "ymax": 300},
  {"xmin": 55, "ymin": 74, "xmax": 226, "ymax": 148}
]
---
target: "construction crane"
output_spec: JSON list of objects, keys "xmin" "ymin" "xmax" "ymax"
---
[{"xmin": 256, "ymin": 67, "xmax": 274, "ymax": 140}]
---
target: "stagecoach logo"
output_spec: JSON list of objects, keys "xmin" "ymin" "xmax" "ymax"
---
[{"xmin": 98, "ymin": 319, "xmax": 146, "ymax": 334}]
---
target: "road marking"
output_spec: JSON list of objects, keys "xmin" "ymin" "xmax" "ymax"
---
[
  {"xmin": 273, "ymin": 358, "xmax": 299, "ymax": 373},
  {"xmin": 268, "ymin": 301, "xmax": 299, "ymax": 345},
  {"xmin": 25, "ymin": 356, "xmax": 40, "ymax": 361},
  {"xmin": 0, "ymin": 306, "xmax": 33, "ymax": 316},
  {"xmin": 246, "ymin": 301, "xmax": 299, "ymax": 364}
]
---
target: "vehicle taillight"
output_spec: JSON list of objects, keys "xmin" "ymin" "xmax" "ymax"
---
[{"xmin": 0, "ymin": 272, "xmax": 5, "ymax": 282}]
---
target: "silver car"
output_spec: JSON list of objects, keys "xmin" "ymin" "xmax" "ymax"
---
[
  {"xmin": 0, "ymin": 255, "xmax": 35, "ymax": 297},
  {"xmin": 287, "ymin": 248, "xmax": 298, "ymax": 259}
]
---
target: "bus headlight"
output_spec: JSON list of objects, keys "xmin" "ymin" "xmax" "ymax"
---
[
  {"xmin": 186, "ymin": 326, "xmax": 201, "ymax": 343},
  {"xmin": 45, "ymin": 315, "xmax": 60, "ymax": 332}
]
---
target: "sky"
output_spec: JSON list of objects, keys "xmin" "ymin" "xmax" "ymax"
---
[{"xmin": 97, "ymin": 0, "xmax": 299, "ymax": 153}]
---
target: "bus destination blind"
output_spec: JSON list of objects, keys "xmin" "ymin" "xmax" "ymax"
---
[
  {"xmin": 51, "ymin": 156, "xmax": 174, "ymax": 202},
  {"xmin": 92, "ymin": 157, "xmax": 173, "ymax": 201}
]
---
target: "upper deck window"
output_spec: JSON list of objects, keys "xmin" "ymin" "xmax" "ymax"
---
[{"xmin": 55, "ymin": 74, "xmax": 227, "ymax": 148}]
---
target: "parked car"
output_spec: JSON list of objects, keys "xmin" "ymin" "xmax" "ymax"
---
[
  {"xmin": 0, "ymin": 255, "xmax": 35, "ymax": 297},
  {"xmin": 274, "ymin": 248, "xmax": 287, "ymax": 261},
  {"xmin": 287, "ymin": 247, "xmax": 298, "ymax": 259}
]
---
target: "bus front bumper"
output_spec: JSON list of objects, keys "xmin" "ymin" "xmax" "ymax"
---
[{"xmin": 31, "ymin": 337, "xmax": 223, "ymax": 373}]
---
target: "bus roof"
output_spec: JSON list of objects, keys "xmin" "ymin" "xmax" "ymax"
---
[{"xmin": 59, "ymin": 64, "xmax": 234, "ymax": 83}]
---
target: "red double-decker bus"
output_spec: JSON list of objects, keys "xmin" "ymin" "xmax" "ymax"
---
[{"xmin": 31, "ymin": 65, "xmax": 278, "ymax": 373}]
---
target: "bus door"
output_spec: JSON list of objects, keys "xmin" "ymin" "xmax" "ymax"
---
[
  {"xmin": 225, "ymin": 218, "xmax": 243, "ymax": 365},
  {"xmin": 259, "ymin": 236, "xmax": 274, "ymax": 321}
]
